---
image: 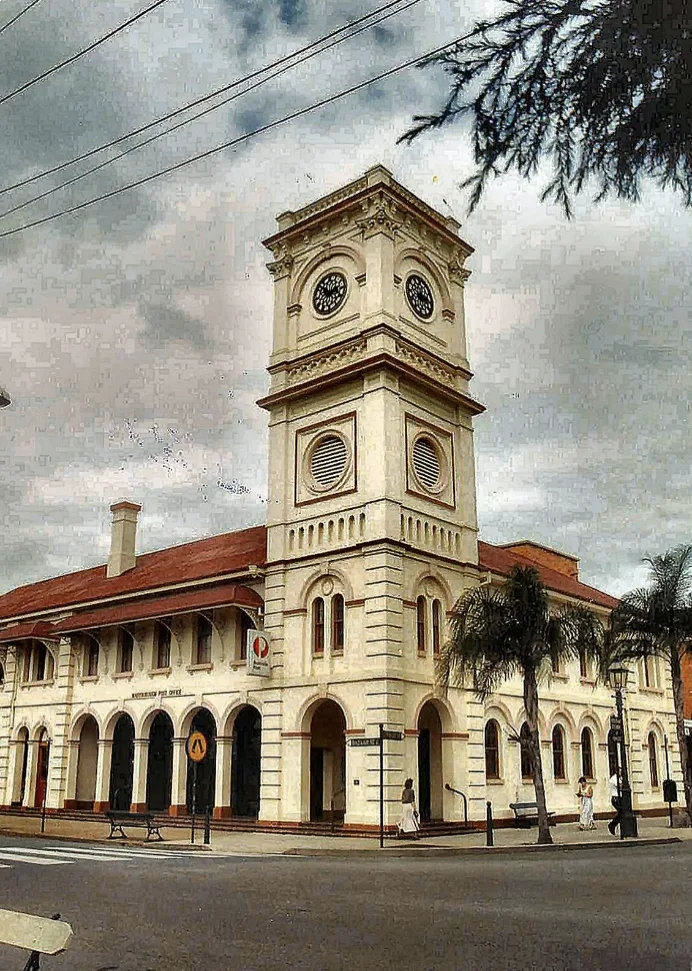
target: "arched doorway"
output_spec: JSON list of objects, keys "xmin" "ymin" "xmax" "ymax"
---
[
  {"xmin": 75, "ymin": 716, "xmax": 99, "ymax": 808},
  {"xmin": 34, "ymin": 729, "xmax": 49, "ymax": 808},
  {"xmin": 417, "ymin": 703, "xmax": 443, "ymax": 823},
  {"xmin": 186, "ymin": 709, "xmax": 216, "ymax": 814},
  {"xmin": 146, "ymin": 712, "xmax": 174, "ymax": 812},
  {"xmin": 231, "ymin": 706, "xmax": 261, "ymax": 818},
  {"xmin": 109, "ymin": 714, "xmax": 135, "ymax": 810},
  {"xmin": 12, "ymin": 728, "xmax": 29, "ymax": 806},
  {"xmin": 309, "ymin": 700, "xmax": 346, "ymax": 823}
]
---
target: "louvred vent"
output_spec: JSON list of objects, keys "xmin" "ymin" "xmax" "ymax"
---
[
  {"xmin": 413, "ymin": 437, "xmax": 440, "ymax": 488},
  {"xmin": 311, "ymin": 435, "xmax": 348, "ymax": 487}
]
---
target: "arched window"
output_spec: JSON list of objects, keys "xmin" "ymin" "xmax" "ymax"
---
[
  {"xmin": 86, "ymin": 642, "xmax": 99, "ymax": 678},
  {"xmin": 607, "ymin": 729, "xmax": 619, "ymax": 778},
  {"xmin": 118, "ymin": 626, "xmax": 134, "ymax": 673},
  {"xmin": 195, "ymin": 615, "xmax": 212, "ymax": 665},
  {"xmin": 579, "ymin": 649, "xmax": 588, "ymax": 680},
  {"xmin": 643, "ymin": 655, "xmax": 656, "ymax": 688},
  {"xmin": 416, "ymin": 596, "xmax": 427, "ymax": 654},
  {"xmin": 648, "ymin": 732, "xmax": 659, "ymax": 788},
  {"xmin": 520, "ymin": 722, "xmax": 533, "ymax": 779},
  {"xmin": 332, "ymin": 595, "xmax": 345, "ymax": 654},
  {"xmin": 581, "ymin": 727, "xmax": 594, "ymax": 780},
  {"xmin": 432, "ymin": 599, "xmax": 442, "ymax": 655},
  {"xmin": 154, "ymin": 620, "xmax": 171, "ymax": 670},
  {"xmin": 312, "ymin": 598, "xmax": 325, "ymax": 656},
  {"xmin": 552, "ymin": 725, "xmax": 566, "ymax": 780},
  {"xmin": 484, "ymin": 720, "xmax": 500, "ymax": 779}
]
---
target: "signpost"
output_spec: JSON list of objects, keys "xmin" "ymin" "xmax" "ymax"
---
[
  {"xmin": 663, "ymin": 735, "xmax": 678, "ymax": 827},
  {"xmin": 186, "ymin": 731, "xmax": 208, "ymax": 845},
  {"xmin": 347, "ymin": 727, "xmax": 404, "ymax": 847}
]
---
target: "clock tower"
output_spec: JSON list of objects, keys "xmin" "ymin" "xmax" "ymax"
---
[{"xmin": 257, "ymin": 165, "xmax": 484, "ymax": 826}]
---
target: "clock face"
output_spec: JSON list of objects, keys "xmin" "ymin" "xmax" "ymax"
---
[
  {"xmin": 313, "ymin": 272, "xmax": 347, "ymax": 315},
  {"xmin": 405, "ymin": 274, "xmax": 434, "ymax": 320}
]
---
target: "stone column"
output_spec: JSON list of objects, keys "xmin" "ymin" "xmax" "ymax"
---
[
  {"xmin": 214, "ymin": 736, "xmax": 232, "ymax": 819},
  {"xmin": 169, "ymin": 737, "xmax": 188, "ymax": 816},
  {"xmin": 93, "ymin": 739, "xmax": 113, "ymax": 812},
  {"xmin": 130, "ymin": 738, "xmax": 148, "ymax": 811},
  {"xmin": 23, "ymin": 741, "xmax": 38, "ymax": 808}
]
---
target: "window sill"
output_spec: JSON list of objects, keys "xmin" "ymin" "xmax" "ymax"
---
[
  {"xmin": 113, "ymin": 671, "xmax": 134, "ymax": 680},
  {"xmin": 550, "ymin": 672, "xmax": 569, "ymax": 682},
  {"xmin": 640, "ymin": 686, "xmax": 664, "ymax": 695},
  {"xmin": 486, "ymin": 778, "xmax": 505, "ymax": 785},
  {"xmin": 187, "ymin": 662, "xmax": 213, "ymax": 673},
  {"xmin": 332, "ymin": 651, "xmax": 344, "ymax": 658},
  {"xmin": 230, "ymin": 660, "xmax": 247, "ymax": 669},
  {"xmin": 579, "ymin": 678, "xmax": 596, "ymax": 686},
  {"xmin": 150, "ymin": 667, "xmax": 171, "ymax": 676},
  {"xmin": 312, "ymin": 654, "xmax": 325, "ymax": 660},
  {"xmin": 79, "ymin": 675, "xmax": 98, "ymax": 684},
  {"xmin": 21, "ymin": 679, "xmax": 55, "ymax": 687},
  {"xmin": 554, "ymin": 778, "xmax": 570, "ymax": 785}
]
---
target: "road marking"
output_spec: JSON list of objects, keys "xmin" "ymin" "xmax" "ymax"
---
[{"xmin": 0, "ymin": 851, "xmax": 72, "ymax": 866}]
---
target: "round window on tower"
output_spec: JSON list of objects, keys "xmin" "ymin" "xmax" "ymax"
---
[
  {"xmin": 307, "ymin": 433, "xmax": 350, "ymax": 492},
  {"xmin": 312, "ymin": 271, "xmax": 348, "ymax": 316},
  {"xmin": 412, "ymin": 435, "xmax": 443, "ymax": 491},
  {"xmin": 405, "ymin": 273, "xmax": 434, "ymax": 321}
]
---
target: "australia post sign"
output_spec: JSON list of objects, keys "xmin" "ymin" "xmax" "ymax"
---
[{"xmin": 246, "ymin": 630, "xmax": 271, "ymax": 678}]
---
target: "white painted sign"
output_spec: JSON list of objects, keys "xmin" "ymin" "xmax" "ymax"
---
[
  {"xmin": 684, "ymin": 719, "xmax": 692, "ymax": 736},
  {"xmin": 0, "ymin": 909, "xmax": 72, "ymax": 955},
  {"xmin": 246, "ymin": 630, "xmax": 270, "ymax": 677}
]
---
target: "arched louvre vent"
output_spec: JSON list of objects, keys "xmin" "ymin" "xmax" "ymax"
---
[
  {"xmin": 311, "ymin": 435, "xmax": 348, "ymax": 487},
  {"xmin": 413, "ymin": 437, "xmax": 440, "ymax": 488}
]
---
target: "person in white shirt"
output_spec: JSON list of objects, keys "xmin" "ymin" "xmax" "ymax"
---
[{"xmin": 608, "ymin": 770, "xmax": 622, "ymax": 835}]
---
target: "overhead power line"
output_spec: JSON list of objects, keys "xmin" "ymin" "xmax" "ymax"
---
[
  {"xmin": 0, "ymin": 0, "xmax": 172, "ymax": 109},
  {"xmin": 0, "ymin": 0, "xmax": 42, "ymax": 36},
  {"xmin": 0, "ymin": 0, "xmax": 423, "ymax": 221},
  {"xmin": 0, "ymin": 28, "xmax": 474, "ymax": 241},
  {"xmin": 0, "ymin": 0, "xmax": 415, "ymax": 198}
]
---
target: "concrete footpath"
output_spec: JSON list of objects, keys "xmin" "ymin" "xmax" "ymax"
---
[{"xmin": 0, "ymin": 812, "xmax": 688, "ymax": 857}]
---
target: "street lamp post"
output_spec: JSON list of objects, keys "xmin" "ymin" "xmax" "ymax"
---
[{"xmin": 608, "ymin": 664, "xmax": 638, "ymax": 838}]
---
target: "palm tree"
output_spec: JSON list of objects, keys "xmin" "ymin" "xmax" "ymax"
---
[
  {"xmin": 610, "ymin": 546, "xmax": 692, "ymax": 822},
  {"xmin": 438, "ymin": 565, "xmax": 575, "ymax": 844}
]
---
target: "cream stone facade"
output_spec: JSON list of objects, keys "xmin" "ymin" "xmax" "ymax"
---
[{"xmin": 0, "ymin": 167, "xmax": 682, "ymax": 832}]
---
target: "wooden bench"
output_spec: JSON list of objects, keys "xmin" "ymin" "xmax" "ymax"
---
[
  {"xmin": 509, "ymin": 802, "xmax": 556, "ymax": 828},
  {"xmin": 0, "ymin": 909, "xmax": 72, "ymax": 969},
  {"xmin": 106, "ymin": 810, "xmax": 163, "ymax": 842}
]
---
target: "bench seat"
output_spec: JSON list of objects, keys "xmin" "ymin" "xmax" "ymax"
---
[
  {"xmin": 509, "ymin": 802, "xmax": 556, "ymax": 828},
  {"xmin": 105, "ymin": 810, "xmax": 163, "ymax": 842}
]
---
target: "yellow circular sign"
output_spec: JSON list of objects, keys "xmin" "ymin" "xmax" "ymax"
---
[{"xmin": 186, "ymin": 731, "xmax": 208, "ymax": 763}]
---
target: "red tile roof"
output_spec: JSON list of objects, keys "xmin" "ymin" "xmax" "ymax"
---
[
  {"xmin": 478, "ymin": 541, "xmax": 618, "ymax": 610},
  {"xmin": 0, "ymin": 525, "xmax": 267, "ymax": 622},
  {"xmin": 0, "ymin": 621, "xmax": 59, "ymax": 644},
  {"xmin": 51, "ymin": 582, "xmax": 263, "ymax": 634}
]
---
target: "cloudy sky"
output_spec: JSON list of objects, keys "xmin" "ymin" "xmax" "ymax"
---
[{"xmin": 0, "ymin": 0, "xmax": 690, "ymax": 600}]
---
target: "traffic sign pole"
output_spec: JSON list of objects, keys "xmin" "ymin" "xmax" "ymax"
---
[
  {"xmin": 191, "ymin": 761, "xmax": 197, "ymax": 845},
  {"xmin": 379, "ymin": 723, "xmax": 384, "ymax": 849}
]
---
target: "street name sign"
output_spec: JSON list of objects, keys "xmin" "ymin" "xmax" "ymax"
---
[
  {"xmin": 0, "ymin": 909, "xmax": 72, "ymax": 955},
  {"xmin": 349, "ymin": 737, "xmax": 381, "ymax": 747},
  {"xmin": 186, "ymin": 731, "xmax": 208, "ymax": 762},
  {"xmin": 381, "ymin": 729, "xmax": 404, "ymax": 741}
]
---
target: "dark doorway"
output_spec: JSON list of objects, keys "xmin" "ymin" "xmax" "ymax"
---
[
  {"xmin": 417, "ymin": 702, "xmax": 443, "ymax": 822},
  {"xmin": 231, "ymin": 706, "xmax": 261, "ymax": 817},
  {"xmin": 186, "ymin": 709, "xmax": 216, "ymax": 814},
  {"xmin": 13, "ymin": 729, "xmax": 29, "ymax": 806},
  {"xmin": 146, "ymin": 712, "xmax": 173, "ymax": 812},
  {"xmin": 310, "ymin": 748, "xmax": 324, "ymax": 822},
  {"xmin": 417, "ymin": 729, "xmax": 431, "ymax": 823},
  {"xmin": 34, "ymin": 731, "xmax": 49, "ymax": 808},
  {"xmin": 109, "ymin": 714, "xmax": 135, "ymax": 810},
  {"xmin": 308, "ymin": 700, "xmax": 346, "ymax": 823}
]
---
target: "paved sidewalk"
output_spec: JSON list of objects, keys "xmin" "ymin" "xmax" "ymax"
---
[{"xmin": 0, "ymin": 812, "xmax": 688, "ymax": 856}]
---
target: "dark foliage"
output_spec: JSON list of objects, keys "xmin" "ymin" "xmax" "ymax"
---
[{"xmin": 399, "ymin": 0, "xmax": 692, "ymax": 216}]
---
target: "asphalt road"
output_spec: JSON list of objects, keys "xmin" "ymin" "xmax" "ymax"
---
[{"xmin": 0, "ymin": 835, "xmax": 690, "ymax": 971}]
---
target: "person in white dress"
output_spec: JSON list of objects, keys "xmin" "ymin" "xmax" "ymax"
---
[
  {"xmin": 577, "ymin": 776, "xmax": 596, "ymax": 830},
  {"xmin": 397, "ymin": 778, "xmax": 420, "ymax": 838}
]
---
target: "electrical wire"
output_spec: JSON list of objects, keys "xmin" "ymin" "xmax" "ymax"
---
[
  {"xmin": 0, "ymin": 0, "xmax": 172, "ymax": 109},
  {"xmin": 0, "ymin": 28, "xmax": 473, "ymax": 241},
  {"xmin": 0, "ymin": 0, "xmax": 424, "ymax": 221},
  {"xmin": 0, "ymin": 0, "xmax": 42, "ymax": 36},
  {"xmin": 0, "ymin": 0, "xmax": 415, "ymax": 197}
]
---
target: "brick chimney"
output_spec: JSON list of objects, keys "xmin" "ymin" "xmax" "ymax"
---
[{"xmin": 107, "ymin": 500, "xmax": 142, "ymax": 578}]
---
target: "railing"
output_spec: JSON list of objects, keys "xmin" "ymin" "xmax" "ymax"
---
[
  {"xmin": 444, "ymin": 783, "xmax": 469, "ymax": 827},
  {"xmin": 330, "ymin": 787, "xmax": 345, "ymax": 833}
]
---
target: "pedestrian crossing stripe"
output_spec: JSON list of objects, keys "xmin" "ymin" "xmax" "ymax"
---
[{"xmin": 0, "ymin": 845, "xmax": 229, "ymax": 868}]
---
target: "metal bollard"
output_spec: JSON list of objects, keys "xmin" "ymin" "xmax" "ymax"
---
[
  {"xmin": 486, "ymin": 801, "xmax": 494, "ymax": 847},
  {"xmin": 203, "ymin": 809, "xmax": 211, "ymax": 845}
]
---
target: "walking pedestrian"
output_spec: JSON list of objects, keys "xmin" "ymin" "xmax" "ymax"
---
[
  {"xmin": 576, "ymin": 776, "xmax": 596, "ymax": 830},
  {"xmin": 608, "ymin": 769, "xmax": 622, "ymax": 836},
  {"xmin": 397, "ymin": 778, "xmax": 420, "ymax": 839}
]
